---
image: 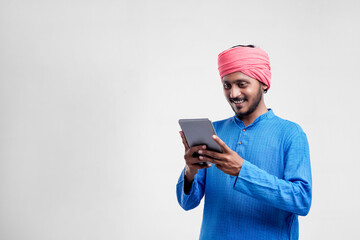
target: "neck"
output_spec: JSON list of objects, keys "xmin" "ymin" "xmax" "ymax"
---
[{"xmin": 238, "ymin": 102, "xmax": 268, "ymax": 127}]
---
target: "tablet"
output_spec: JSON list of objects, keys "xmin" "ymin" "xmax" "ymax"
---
[{"xmin": 178, "ymin": 118, "xmax": 222, "ymax": 154}]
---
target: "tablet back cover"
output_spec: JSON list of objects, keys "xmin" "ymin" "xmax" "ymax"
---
[{"xmin": 179, "ymin": 118, "xmax": 222, "ymax": 153}]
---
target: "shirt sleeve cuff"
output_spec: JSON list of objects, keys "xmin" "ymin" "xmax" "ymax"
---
[
  {"xmin": 178, "ymin": 169, "xmax": 196, "ymax": 196},
  {"xmin": 233, "ymin": 159, "xmax": 258, "ymax": 195}
]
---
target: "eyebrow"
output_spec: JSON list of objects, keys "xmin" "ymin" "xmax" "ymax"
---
[{"xmin": 223, "ymin": 79, "xmax": 250, "ymax": 84}]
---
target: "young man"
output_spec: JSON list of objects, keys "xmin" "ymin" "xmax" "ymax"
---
[{"xmin": 176, "ymin": 45, "xmax": 312, "ymax": 239}]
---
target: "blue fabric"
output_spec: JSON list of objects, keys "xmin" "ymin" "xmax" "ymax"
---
[{"xmin": 176, "ymin": 109, "xmax": 312, "ymax": 240}]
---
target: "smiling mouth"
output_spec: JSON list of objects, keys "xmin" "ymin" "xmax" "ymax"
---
[
  {"xmin": 231, "ymin": 99, "xmax": 245, "ymax": 104},
  {"xmin": 230, "ymin": 98, "xmax": 246, "ymax": 104}
]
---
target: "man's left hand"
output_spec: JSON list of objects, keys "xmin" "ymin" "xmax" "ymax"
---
[{"xmin": 197, "ymin": 135, "xmax": 243, "ymax": 176}]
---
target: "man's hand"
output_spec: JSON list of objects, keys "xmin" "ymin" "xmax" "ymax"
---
[
  {"xmin": 197, "ymin": 135, "xmax": 243, "ymax": 176},
  {"xmin": 179, "ymin": 131, "xmax": 212, "ymax": 182}
]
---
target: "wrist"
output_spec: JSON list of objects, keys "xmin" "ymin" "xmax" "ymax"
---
[{"xmin": 185, "ymin": 165, "xmax": 197, "ymax": 182}]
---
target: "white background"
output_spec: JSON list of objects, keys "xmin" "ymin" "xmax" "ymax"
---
[{"xmin": 1, "ymin": 0, "xmax": 360, "ymax": 239}]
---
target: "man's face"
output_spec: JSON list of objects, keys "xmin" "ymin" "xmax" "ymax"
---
[{"xmin": 222, "ymin": 71, "xmax": 265, "ymax": 118}]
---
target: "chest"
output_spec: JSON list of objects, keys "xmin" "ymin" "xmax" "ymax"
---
[{"xmin": 216, "ymin": 126, "xmax": 286, "ymax": 178}]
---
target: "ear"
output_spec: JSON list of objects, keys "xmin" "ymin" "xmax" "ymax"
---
[{"xmin": 261, "ymin": 83, "xmax": 268, "ymax": 93}]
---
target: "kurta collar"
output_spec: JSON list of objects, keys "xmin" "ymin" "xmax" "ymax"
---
[{"xmin": 233, "ymin": 108, "xmax": 275, "ymax": 128}]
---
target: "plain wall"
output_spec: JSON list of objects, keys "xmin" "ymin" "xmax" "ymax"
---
[{"xmin": 1, "ymin": 0, "xmax": 360, "ymax": 239}]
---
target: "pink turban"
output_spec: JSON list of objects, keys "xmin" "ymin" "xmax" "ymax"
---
[{"xmin": 218, "ymin": 46, "xmax": 272, "ymax": 90}]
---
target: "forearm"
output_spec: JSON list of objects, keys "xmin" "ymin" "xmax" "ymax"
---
[
  {"xmin": 183, "ymin": 165, "xmax": 198, "ymax": 194},
  {"xmin": 234, "ymin": 160, "xmax": 312, "ymax": 216},
  {"xmin": 183, "ymin": 173, "xmax": 194, "ymax": 195},
  {"xmin": 176, "ymin": 168, "xmax": 206, "ymax": 211}
]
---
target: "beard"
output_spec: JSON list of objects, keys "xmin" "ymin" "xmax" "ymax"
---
[{"xmin": 231, "ymin": 84, "xmax": 263, "ymax": 119}]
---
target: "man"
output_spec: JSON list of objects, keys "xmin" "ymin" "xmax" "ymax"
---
[{"xmin": 176, "ymin": 45, "xmax": 312, "ymax": 239}]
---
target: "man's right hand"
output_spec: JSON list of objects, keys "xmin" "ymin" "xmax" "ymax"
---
[{"xmin": 179, "ymin": 131, "xmax": 212, "ymax": 182}]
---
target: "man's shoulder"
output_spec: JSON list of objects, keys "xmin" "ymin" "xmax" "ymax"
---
[
  {"xmin": 211, "ymin": 116, "xmax": 236, "ymax": 133},
  {"xmin": 212, "ymin": 116, "xmax": 234, "ymax": 123},
  {"xmin": 271, "ymin": 114, "xmax": 307, "ymax": 140},
  {"xmin": 212, "ymin": 116, "xmax": 234, "ymax": 127}
]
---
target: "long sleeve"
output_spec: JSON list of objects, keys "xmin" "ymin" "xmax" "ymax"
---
[
  {"xmin": 233, "ymin": 131, "xmax": 312, "ymax": 216},
  {"xmin": 176, "ymin": 168, "xmax": 206, "ymax": 211}
]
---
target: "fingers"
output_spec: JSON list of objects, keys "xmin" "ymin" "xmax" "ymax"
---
[
  {"xmin": 197, "ymin": 149, "xmax": 225, "ymax": 165},
  {"xmin": 183, "ymin": 144, "xmax": 208, "ymax": 166},
  {"xmin": 189, "ymin": 145, "xmax": 207, "ymax": 156},
  {"xmin": 198, "ymin": 149, "xmax": 222, "ymax": 160},
  {"xmin": 197, "ymin": 155, "xmax": 223, "ymax": 171},
  {"xmin": 198, "ymin": 154, "xmax": 223, "ymax": 165},
  {"xmin": 192, "ymin": 163, "xmax": 212, "ymax": 169},
  {"xmin": 212, "ymin": 135, "xmax": 231, "ymax": 152},
  {"xmin": 179, "ymin": 131, "xmax": 190, "ymax": 150}
]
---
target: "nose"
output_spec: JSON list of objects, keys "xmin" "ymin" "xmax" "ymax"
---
[{"xmin": 230, "ymin": 85, "xmax": 242, "ymax": 99}]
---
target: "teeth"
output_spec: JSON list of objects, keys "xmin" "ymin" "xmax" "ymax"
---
[{"xmin": 233, "ymin": 100, "xmax": 244, "ymax": 104}]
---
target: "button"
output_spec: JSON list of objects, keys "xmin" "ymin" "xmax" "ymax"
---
[{"xmin": 238, "ymin": 142, "xmax": 242, "ymax": 145}]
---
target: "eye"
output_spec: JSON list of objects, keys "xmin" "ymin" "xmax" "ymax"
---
[
  {"xmin": 223, "ymin": 83, "xmax": 231, "ymax": 89},
  {"xmin": 238, "ymin": 82, "xmax": 247, "ymax": 88}
]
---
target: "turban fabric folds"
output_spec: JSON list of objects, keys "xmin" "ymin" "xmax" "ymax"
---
[{"xmin": 218, "ymin": 46, "xmax": 272, "ymax": 90}]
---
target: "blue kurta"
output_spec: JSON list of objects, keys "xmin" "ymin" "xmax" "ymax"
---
[{"xmin": 177, "ymin": 109, "xmax": 312, "ymax": 240}]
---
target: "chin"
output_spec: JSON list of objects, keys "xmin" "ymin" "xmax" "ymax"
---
[
  {"xmin": 233, "ymin": 104, "xmax": 257, "ymax": 118},
  {"xmin": 232, "ymin": 107, "xmax": 249, "ymax": 117},
  {"xmin": 236, "ymin": 111, "xmax": 250, "ymax": 117}
]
